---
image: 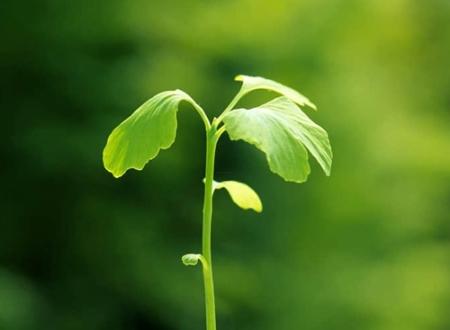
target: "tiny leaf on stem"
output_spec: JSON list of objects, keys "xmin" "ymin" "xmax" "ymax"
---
[
  {"xmin": 222, "ymin": 97, "xmax": 332, "ymax": 183},
  {"xmin": 214, "ymin": 180, "xmax": 262, "ymax": 213},
  {"xmin": 182, "ymin": 254, "xmax": 202, "ymax": 266}
]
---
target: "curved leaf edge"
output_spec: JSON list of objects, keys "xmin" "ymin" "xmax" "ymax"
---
[
  {"xmin": 103, "ymin": 120, "xmax": 178, "ymax": 179},
  {"xmin": 224, "ymin": 133, "xmax": 312, "ymax": 184},
  {"xmin": 103, "ymin": 125, "xmax": 178, "ymax": 178},
  {"xmin": 221, "ymin": 95, "xmax": 335, "ymax": 183},
  {"xmin": 213, "ymin": 180, "xmax": 263, "ymax": 213},
  {"xmin": 234, "ymin": 74, "xmax": 317, "ymax": 110},
  {"xmin": 103, "ymin": 90, "xmax": 200, "ymax": 178}
]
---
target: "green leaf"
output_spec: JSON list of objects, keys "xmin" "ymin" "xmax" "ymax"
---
[
  {"xmin": 222, "ymin": 97, "xmax": 332, "ymax": 183},
  {"xmin": 236, "ymin": 75, "xmax": 317, "ymax": 110},
  {"xmin": 182, "ymin": 254, "xmax": 202, "ymax": 266},
  {"xmin": 103, "ymin": 90, "xmax": 203, "ymax": 178},
  {"xmin": 213, "ymin": 180, "xmax": 263, "ymax": 213}
]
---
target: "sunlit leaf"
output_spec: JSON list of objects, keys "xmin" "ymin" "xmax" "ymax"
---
[
  {"xmin": 213, "ymin": 180, "xmax": 262, "ymax": 213},
  {"xmin": 222, "ymin": 97, "xmax": 332, "ymax": 183},
  {"xmin": 103, "ymin": 90, "xmax": 202, "ymax": 178},
  {"xmin": 182, "ymin": 254, "xmax": 202, "ymax": 266},
  {"xmin": 236, "ymin": 75, "xmax": 317, "ymax": 110}
]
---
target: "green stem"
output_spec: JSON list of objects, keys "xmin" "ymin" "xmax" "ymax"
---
[
  {"xmin": 202, "ymin": 126, "xmax": 218, "ymax": 330},
  {"xmin": 216, "ymin": 88, "xmax": 245, "ymax": 123},
  {"xmin": 192, "ymin": 103, "xmax": 211, "ymax": 131}
]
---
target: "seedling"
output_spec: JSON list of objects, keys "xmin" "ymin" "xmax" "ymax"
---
[{"xmin": 102, "ymin": 75, "xmax": 332, "ymax": 330}]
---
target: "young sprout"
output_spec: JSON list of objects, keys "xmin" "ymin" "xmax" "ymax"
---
[{"xmin": 103, "ymin": 75, "xmax": 332, "ymax": 330}]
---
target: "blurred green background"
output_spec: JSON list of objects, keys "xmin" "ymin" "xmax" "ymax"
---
[{"xmin": 1, "ymin": 0, "xmax": 449, "ymax": 329}]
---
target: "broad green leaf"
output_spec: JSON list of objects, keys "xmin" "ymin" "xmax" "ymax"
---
[
  {"xmin": 222, "ymin": 97, "xmax": 332, "ymax": 183},
  {"xmin": 103, "ymin": 90, "xmax": 202, "ymax": 178},
  {"xmin": 213, "ymin": 180, "xmax": 263, "ymax": 213},
  {"xmin": 236, "ymin": 75, "xmax": 317, "ymax": 110},
  {"xmin": 182, "ymin": 254, "xmax": 202, "ymax": 266}
]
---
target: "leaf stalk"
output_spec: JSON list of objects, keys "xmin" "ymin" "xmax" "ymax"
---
[{"xmin": 216, "ymin": 88, "xmax": 246, "ymax": 123}]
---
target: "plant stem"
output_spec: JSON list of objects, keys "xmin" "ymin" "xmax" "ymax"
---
[
  {"xmin": 216, "ymin": 89, "xmax": 244, "ymax": 123},
  {"xmin": 202, "ymin": 126, "xmax": 218, "ymax": 330}
]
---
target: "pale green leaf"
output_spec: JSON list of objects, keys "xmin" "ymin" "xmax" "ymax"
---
[
  {"xmin": 222, "ymin": 97, "xmax": 332, "ymax": 183},
  {"xmin": 181, "ymin": 254, "xmax": 202, "ymax": 266},
  {"xmin": 214, "ymin": 180, "xmax": 263, "ymax": 213},
  {"xmin": 236, "ymin": 75, "xmax": 317, "ymax": 110},
  {"xmin": 103, "ymin": 90, "xmax": 202, "ymax": 178}
]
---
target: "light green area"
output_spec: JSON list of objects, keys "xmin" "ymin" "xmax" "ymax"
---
[
  {"xmin": 223, "ymin": 97, "xmax": 332, "ymax": 182},
  {"xmin": 103, "ymin": 90, "xmax": 208, "ymax": 178},
  {"xmin": 181, "ymin": 254, "xmax": 202, "ymax": 266},
  {"xmin": 213, "ymin": 180, "xmax": 262, "ymax": 213},
  {"xmin": 236, "ymin": 75, "xmax": 317, "ymax": 110}
]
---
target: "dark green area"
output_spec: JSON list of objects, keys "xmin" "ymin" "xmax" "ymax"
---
[{"xmin": 1, "ymin": 1, "xmax": 449, "ymax": 329}]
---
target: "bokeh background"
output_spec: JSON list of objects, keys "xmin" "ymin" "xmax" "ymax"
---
[{"xmin": 1, "ymin": 0, "xmax": 450, "ymax": 329}]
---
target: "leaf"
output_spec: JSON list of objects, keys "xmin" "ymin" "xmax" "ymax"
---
[
  {"xmin": 236, "ymin": 75, "xmax": 317, "ymax": 110},
  {"xmin": 181, "ymin": 254, "xmax": 202, "ymax": 266},
  {"xmin": 222, "ymin": 97, "xmax": 332, "ymax": 183},
  {"xmin": 103, "ymin": 90, "xmax": 202, "ymax": 178},
  {"xmin": 213, "ymin": 180, "xmax": 263, "ymax": 213}
]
